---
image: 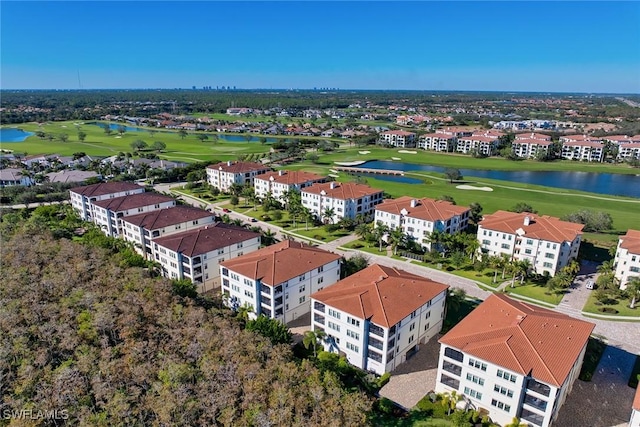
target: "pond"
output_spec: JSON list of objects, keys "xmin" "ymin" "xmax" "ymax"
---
[
  {"xmin": 0, "ymin": 128, "xmax": 34, "ymax": 142},
  {"xmin": 353, "ymin": 160, "xmax": 640, "ymax": 199}
]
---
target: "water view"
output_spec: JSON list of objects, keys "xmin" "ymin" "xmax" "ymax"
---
[
  {"xmin": 354, "ymin": 160, "xmax": 640, "ymax": 199},
  {"xmin": 0, "ymin": 128, "xmax": 34, "ymax": 142}
]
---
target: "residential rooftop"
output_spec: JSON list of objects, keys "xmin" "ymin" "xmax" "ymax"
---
[
  {"xmin": 302, "ymin": 181, "xmax": 383, "ymax": 200},
  {"xmin": 92, "ymin": 192, "xmax": 175, "ymax": 211},
  {"xmin": 70, "ymin": 181, "xmax": 143, "ymax": 197},
  {"xmin": 376, "ymin": 196, "xmax": 469, "ymax": 222},
  {"xmin": 153, "ymin": 223, "xmax": 260, "ymax": 257},
  {"xmin": 220, "ymin": 240, "xmax": 341, "ymax": 286},
  {"xmin": 439, "ymin": 293, "xmax": 595, "ymax": 387},
  {"xmin": 256, "ymin": 170, "xmax": 326, "ymax": 185},
  {"xmin": 121, "ymin": 206, "xmax": 214, "ymax": 230},
  {"xmin": 311, "ymin": 264, "xmax": 449, "ymax": 328},
  {"xmin": 479, "ymin": 210, "xmax": 584, "ymax": 243},
  {"xmin": 619, "ymin": 229, "xmax": 640, "ymax": 254},
  {"xmin": 207, "ymin": 160, "xmax": 270, "ymax": 173}
]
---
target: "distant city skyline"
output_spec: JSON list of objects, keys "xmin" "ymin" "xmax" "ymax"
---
[{"xmin": 1, "ymin": 1, "xmax": 639, "ymax": 94}]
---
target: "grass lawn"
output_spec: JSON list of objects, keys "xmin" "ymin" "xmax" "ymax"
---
[
  {"xmin": 503, "ymin": 282, "xmax": 563, "ymax": 306},
  {"xmin": 579, "ymin": 337, "xmax": 607, "ymax": 381},
  {"xmin": 342, "ymin": 239, "xmax": 389, "ymax": 256},
  {"xmin": 442, "ymin": 297, "xmax": 480, "ymax": 334},
  {"xmin": 289, "ymin": 226, "xmax": 351, "ymax": 243},
  {"xmin": 451, "ymin": 267, "xmax": 502, "ymax": 288},
  {"xmin": 369, "ymin": 412, "xmax": 454, "ymax": 427},
  {"xmin": 582, "ymin": 291, "xmax": 640, "ymax": 319}
]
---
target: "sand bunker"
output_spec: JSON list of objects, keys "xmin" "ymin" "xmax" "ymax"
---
[
  {"xmin": 334, "ymin": 161, "xmax": 366, "ymax": 166},
  {"xmin": 359, "ymin": 151, "xmax": 371, "ymax": 154},
  {"xmin": 398, "ymin": 150, "xmax": 417, "ymax": 154},
  {"xmin": 456, "ymin": 185, "xmax": 493, "ymax": 192},
  {"xmin": 329, "ymin": 169, "xmax": 338, "ymax": 173},
  {"xmin": 328, "ymin": 174, "xmax": 340, "ymax": 178},
  {"xmin": 391, "ymin": 157, "xmax": 401, "ymax": 160},
  {"xmin": 114, "ymin": 136, "xmax": 122, "ymax": 139}
]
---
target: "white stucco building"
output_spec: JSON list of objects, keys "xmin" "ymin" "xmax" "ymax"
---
[
  {"xmin": 121, "ymin": 206, "xmax": 216, "ymax": 258},
  {"xmin": 511, "ymin": 139, "xmax": 554, "ymax": 159},
  {"xmin": 630, "ymin": 386, "xmax": 640, "ymax": 427},
  {"xmin": 379, "ymin": 130, "xmax": 416, "ymax": 148},
  {"xmin": 374, "ymin": 196, "xmax": 470, "ymax": 250},
  {"xmin": 311, "ymin": 264, "xmax": 449, "ymax": 375},
  {"xmin": 435, "ymin": 293, "xmax": 595, "ymax": 427},
  {"xmin": 418, "ymin": 133, "xmax": 456, "ymax": 152},
  {"xmin": 301, "ymin": 181, "xmax": 384, "ymax": 223},
  {"xmin": 70, "ymin": 181, "xmax": 145, "ymax": 221},
  {"xmin": 253, "ymin": 170, "xmax": 327, "ymax": 202},
  {"xmin": 206, "ymin": 160, "xmax": 271, "ymax": 192},
  {"xmin": 220, "ymin": 240, "xmax": 342, "ymax": 323},
  {"xmin": 152, "ymin": 223, "xmax": 261, "ymax": 293},
  {"xmin": 92, "ymin": 193, "xmax": 175, "ymax": 238},
  {"xmin": 478, "ymin": 211, "xmax": 583, "ymax": 277},
  {"xmin": 614, "ymin": 229, "xmax": 640, "ymax": 289}
]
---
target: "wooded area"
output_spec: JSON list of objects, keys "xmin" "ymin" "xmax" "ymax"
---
[{"xmin": 0, "ymin": 214, "xmax": 371, "ymax": 426}]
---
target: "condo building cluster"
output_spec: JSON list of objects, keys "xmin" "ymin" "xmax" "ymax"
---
[{"xmin": 67, "ymin": 162, "xmax": 639, "ymax": 427}]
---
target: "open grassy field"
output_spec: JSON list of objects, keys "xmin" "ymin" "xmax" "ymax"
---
[{"xmin": 2, "ymin": 121, "xmax": 273, "ymax": 163}]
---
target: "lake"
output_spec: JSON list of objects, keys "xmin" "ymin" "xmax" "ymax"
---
[
  {"xmin": 0, "ymin": 128, "xmax": 34, "ymax": 142},
  {"xmin": 353, "ymin": 160, "xmax": 640, "ymax": 199}
]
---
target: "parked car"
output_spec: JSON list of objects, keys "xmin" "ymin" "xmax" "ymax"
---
[
  {"xmin": 250, "ymin": 218, "xmax": 257, "ymax": 222},
  {"xmin": 586, "ymin": 280, "xmax": 594, "ymax": 290},
  {"xmin": 222, "ymin": 208, "xmax": 230, "ymax": 213}
]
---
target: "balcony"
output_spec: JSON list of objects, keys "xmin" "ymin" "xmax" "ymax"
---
[
  {"xmin": 314, "ymin": 314, "xmax": 325, "ymax": 325},
  {"xmin": 193, "ymin": 267, "xmax": 202, "ymax": 275},
  {"xmin": 520, "ymin": 409, "xmax": 544, "ymax": 427},
  {"xmin": 260, "ymin": 284, "xmax": 271, "ymax": 294},
  {"xmin": 442, "ymin": 361, "xmax": 462, "ymax": 376},
  {"xmin": 440, "ymin": 374, "xmax": 460, "ymax": 389},
  {"xmin": 183, "ymin": 266, "xmax": 191, "ymax": 275},
  {"xmin": 369, "ymin": 323, "xmax": 384, "ymax": 338},
  {"xmin": 524, "ymin": 394, "xmax": 547, "ymax": 412},
  {"xmin": 274, "ymin": 296, "xmax": 283, "ymax": 306},
  {"xmin": 526, "ymin": 379, "xmax": 551, "ymax": 397},
  {"xmin": 260, "ymin": 296, "xmax": 272, "ymax": 306},
  {"xmin": 274, "ymin": 285, "xmax": 283, "ymax": 295},
  {"xmin": 369, "ymin": 336, "xmax": 384, "ymax": 350},
  {"xmin": 314, "ymin": 301, "xmax": 325, "ymax": 312}
]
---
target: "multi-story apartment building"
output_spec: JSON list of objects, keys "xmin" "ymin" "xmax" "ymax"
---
[
  {"xmin": 220, "ymin": 240, "xmax": 342, "ymax": 323},
  {"xmin": 614, "ymin": 229, "xmax": 640, "ymax": 289},
  {"xmin": 206, "ymin": 160, "xmax": 271, "ymax": 192},
  {"xmin": 418, "ymin": 133, "xmax": 456, "ymax": 152},
  {"xmin": 121, "ymin": 206, "xmax": 216, "ymax": 258},
  {"xmin": 618, "ymin": 143, "xmax": 640, "ymax": 161},
  {"xmin": 379, "ymin": 130, "xmax": 417, "ymax": 148},
  {"xmin": 478, "ymin": 211, "xmax": 583, "ymax": 276},
  {"xmin": 561, "ymin": 141, "xmax": 604, "ymax": 162},
  {"xmin": 511, "ymin": 139, "xmax": 554, "ymax": 159},
  {"xmin": 92, "ymin": 193, "xmax": 175, "ymax": 238},
  {"xmin": 253, "ymin": 170, "xmax": 327, "ymax": 202},
  {"xmin": 456, "ymin": 135, "xmax": 499, "ymax": 156},
  {"xmin": 301, "ymin": 181, "xmax": 384, "ymax": 223},
  {"xmin": 435, "ymin": 293, "xmax": 595, "ymax": 427},
  {"xmin": 374, "ymin": 197, "xmax": 470, "ymax": 250},
  {"xmin": 70, "ymin": 181, "xmax": 144, "ymax": 221},
  {"xmin": 311, "ymin": 264, "xmax": 448, "ymax": 375},
  {"xmin": 152, "ymin": 223, "xmax": 261, "ymax": 293}
]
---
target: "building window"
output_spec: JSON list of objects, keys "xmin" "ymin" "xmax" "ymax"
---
[
  {"xmin": 491, "ymin": 399, "xmax": 511, "ymax": 413},
  {"xmin": 346, "ymin": 342, "xmax": 359, "ymax": 353},
  {"xmin": 328, "ymin": 308, "xmax": 341, "ymax": 319},
  {"xmin": 347, "ymin": 316, "xmax": 360, "ymax": 327},
  {"xmin": 468, "ymin": 358, "xmax": 487, "ymax": 371},
  {"xmin": 497, "ymin": 369, "xmax": 517, "ymax": 383},
  {"xmin": 409, "ymin": 323, "xmax": 415, "ymax": 331},
  {"xmin": 317, "ymin": 266, "xmax": 324, "ymax": 273},
  {"xmin": 328, "ymin": 321, "xmax": 340, "ymax": 332},
  {"xmin": 317, "ymin": 277, "xmax": 323, "ymax": 284},
  {"xmin": 543, "ymin": 262, "xmax": 553, "ymax": 269},
  {"xmin": 299, "ymin": 296, "xmax": 306, "ymax": 304},
  {"xmin": 466, "ymin": 373, "xmax": 485, "ymax": 386},
  {"xmin": 494, "ymin": 384, "xmax": 514, "ymax": 398},
  {"xmin": 545, "ymin": 253, "xmax": 554, "ymax": 259},
  {"xmin": 300, "ymin": 284, "xmax": 306, "ymax": 293},
  {"xmin": 463, "ymin": 387, "xmax": 483, "ymax": 400},
  {"xmin": 346, "ymin": 329, "xmax": 360, "ymax": 340}
]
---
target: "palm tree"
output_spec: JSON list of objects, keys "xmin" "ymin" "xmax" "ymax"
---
[
  {"xmin": 500, "ymin": 254, "xmax": 511, "ymax": 279},
  {"xmin": 355, "ymin": 223, "xmax": 372, "ymax": 242},
  {"xmin": 241, "ymin": 186, "xmax": 254, "ymax": 207},
  {"xmin": 597, "ymin": 259, "xmax": 614, "ymax": 275},
  {"xmin": 372, "ymin": 222, "xmax": 389, "ymax": 252},
  {"xmin": 388, "ymin": 228, "xmax": 406, "ymax": 256},
  {"xmin": 518, "ymin": 258, "xmax": 532, "ymax": 285},
  {"xmin": 322, "ymin": 207, "xmax": 335, "ymax": 224},
  {"xmin": 626, "ymin": 277, "xmax": 640, "ymax": 309},
  {"xmin": 261, "ymin": 229, "xmax": 278, "ymax": 246},
  {"xmin": 302, "ymin": 207, "xmax": 314, "ymax": 231},
  {"xmin": 464, "ymin": 236, "xmax": 480, "ymax": 260},
  {"xmin": 440, "ymin": 391, "xmax": 462, "ymax": 416},
  {"xmin": 303, "ymin": 329, "xmax": 326, "ymax": 358},
  {"xmin": 562, "ymin": 259, "xmax": 581, "ymax": 277},
  {"xmin": 488, "ymin": 255, "xmax": 503, "ymax": 283}
]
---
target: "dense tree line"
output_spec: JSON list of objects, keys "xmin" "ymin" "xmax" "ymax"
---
[{"xmin": 0, "ymin": 214, "xmax": 371, "ymax": 426}]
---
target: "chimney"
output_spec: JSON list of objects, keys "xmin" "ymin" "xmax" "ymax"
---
[
  {"xmin": 410, "ymin": 199, "xmax": 417, "ymax": 208},
  {"xmin": 227, "ymin": 160, "xmax": 232, "ymax": 166},
  {"xmin": 330, "ymin": 182, "xmax": 336, "ymax": 189},
  {"xmin": 278, "ymin": 170, "xmax": 284, "ymax": 176},
  {"xmin": 524, "ymin": 216, "xmax": 531, "ymax": 226}
]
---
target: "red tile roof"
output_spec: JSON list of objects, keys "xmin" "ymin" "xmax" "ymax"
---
[
  {"xmin": 220, "ymin": 240, "xmax": 341, "ymax": 286},
  {"xmin": 70, "ymin": 182, "xmax": 143, "ymax": 197},
  {"xmin": 619, "ymin": 229, "xmax": 640, "ymax": 254},
  {"xmin": 562, "ymin": 141, "xmax": 603, "ymax": 148},
  {"xmin": 92, "ymin": 192, "xmax": 175, "ymax": 211},
  {"xmin": 122, "ymin": 206, "xmax": 214, "ymax": 230},
  {"xmin": 634, "ymin": 384, "xmax": 640, "ymax": 411},
  {"xmin": 302, "ymin": 182, "xmax": 383, "ymax": 200},
  {"xmin": 256, "ymin": 170, "xmax": 327, "ymax": 185},
  {"xmin": 515, "ymin": 133, "xmax": 551, "ymax": 141},
  {"xmin": 207, "ymin": 161, "xmax": 271, "ymax": 174},
  {"xmin": 479, "ymin": 210, "xmax": 583, "ymax": 243},
  {"xmin": 311, "ymin": 264, "xmax": 449, "ymax": 328},
  {"xmin": 383, "ymin": 130, "xmax": 416, "ymax": 136},
  {"xmin": 439, "ymin": 294, "xmax": 595, "ymax": 387},
  {"xmin": 513, "ymin": 139, "xmax": 553, "ymax": 146},
  {"xmin": 152, "ymin": 223, "xmax": 260, "ymax": 257},
  {"xmin": 458, "ymin": 136, "xmax": 496, "ymax": 143},
  {"xmin": 376, "ymin": 196, "xmax": 469, "ymax": 222}
]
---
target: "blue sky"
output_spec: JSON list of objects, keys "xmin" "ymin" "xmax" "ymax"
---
[{"xmin": 1, "ymin": 1, "xmax": 639, "ymax": 93}]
